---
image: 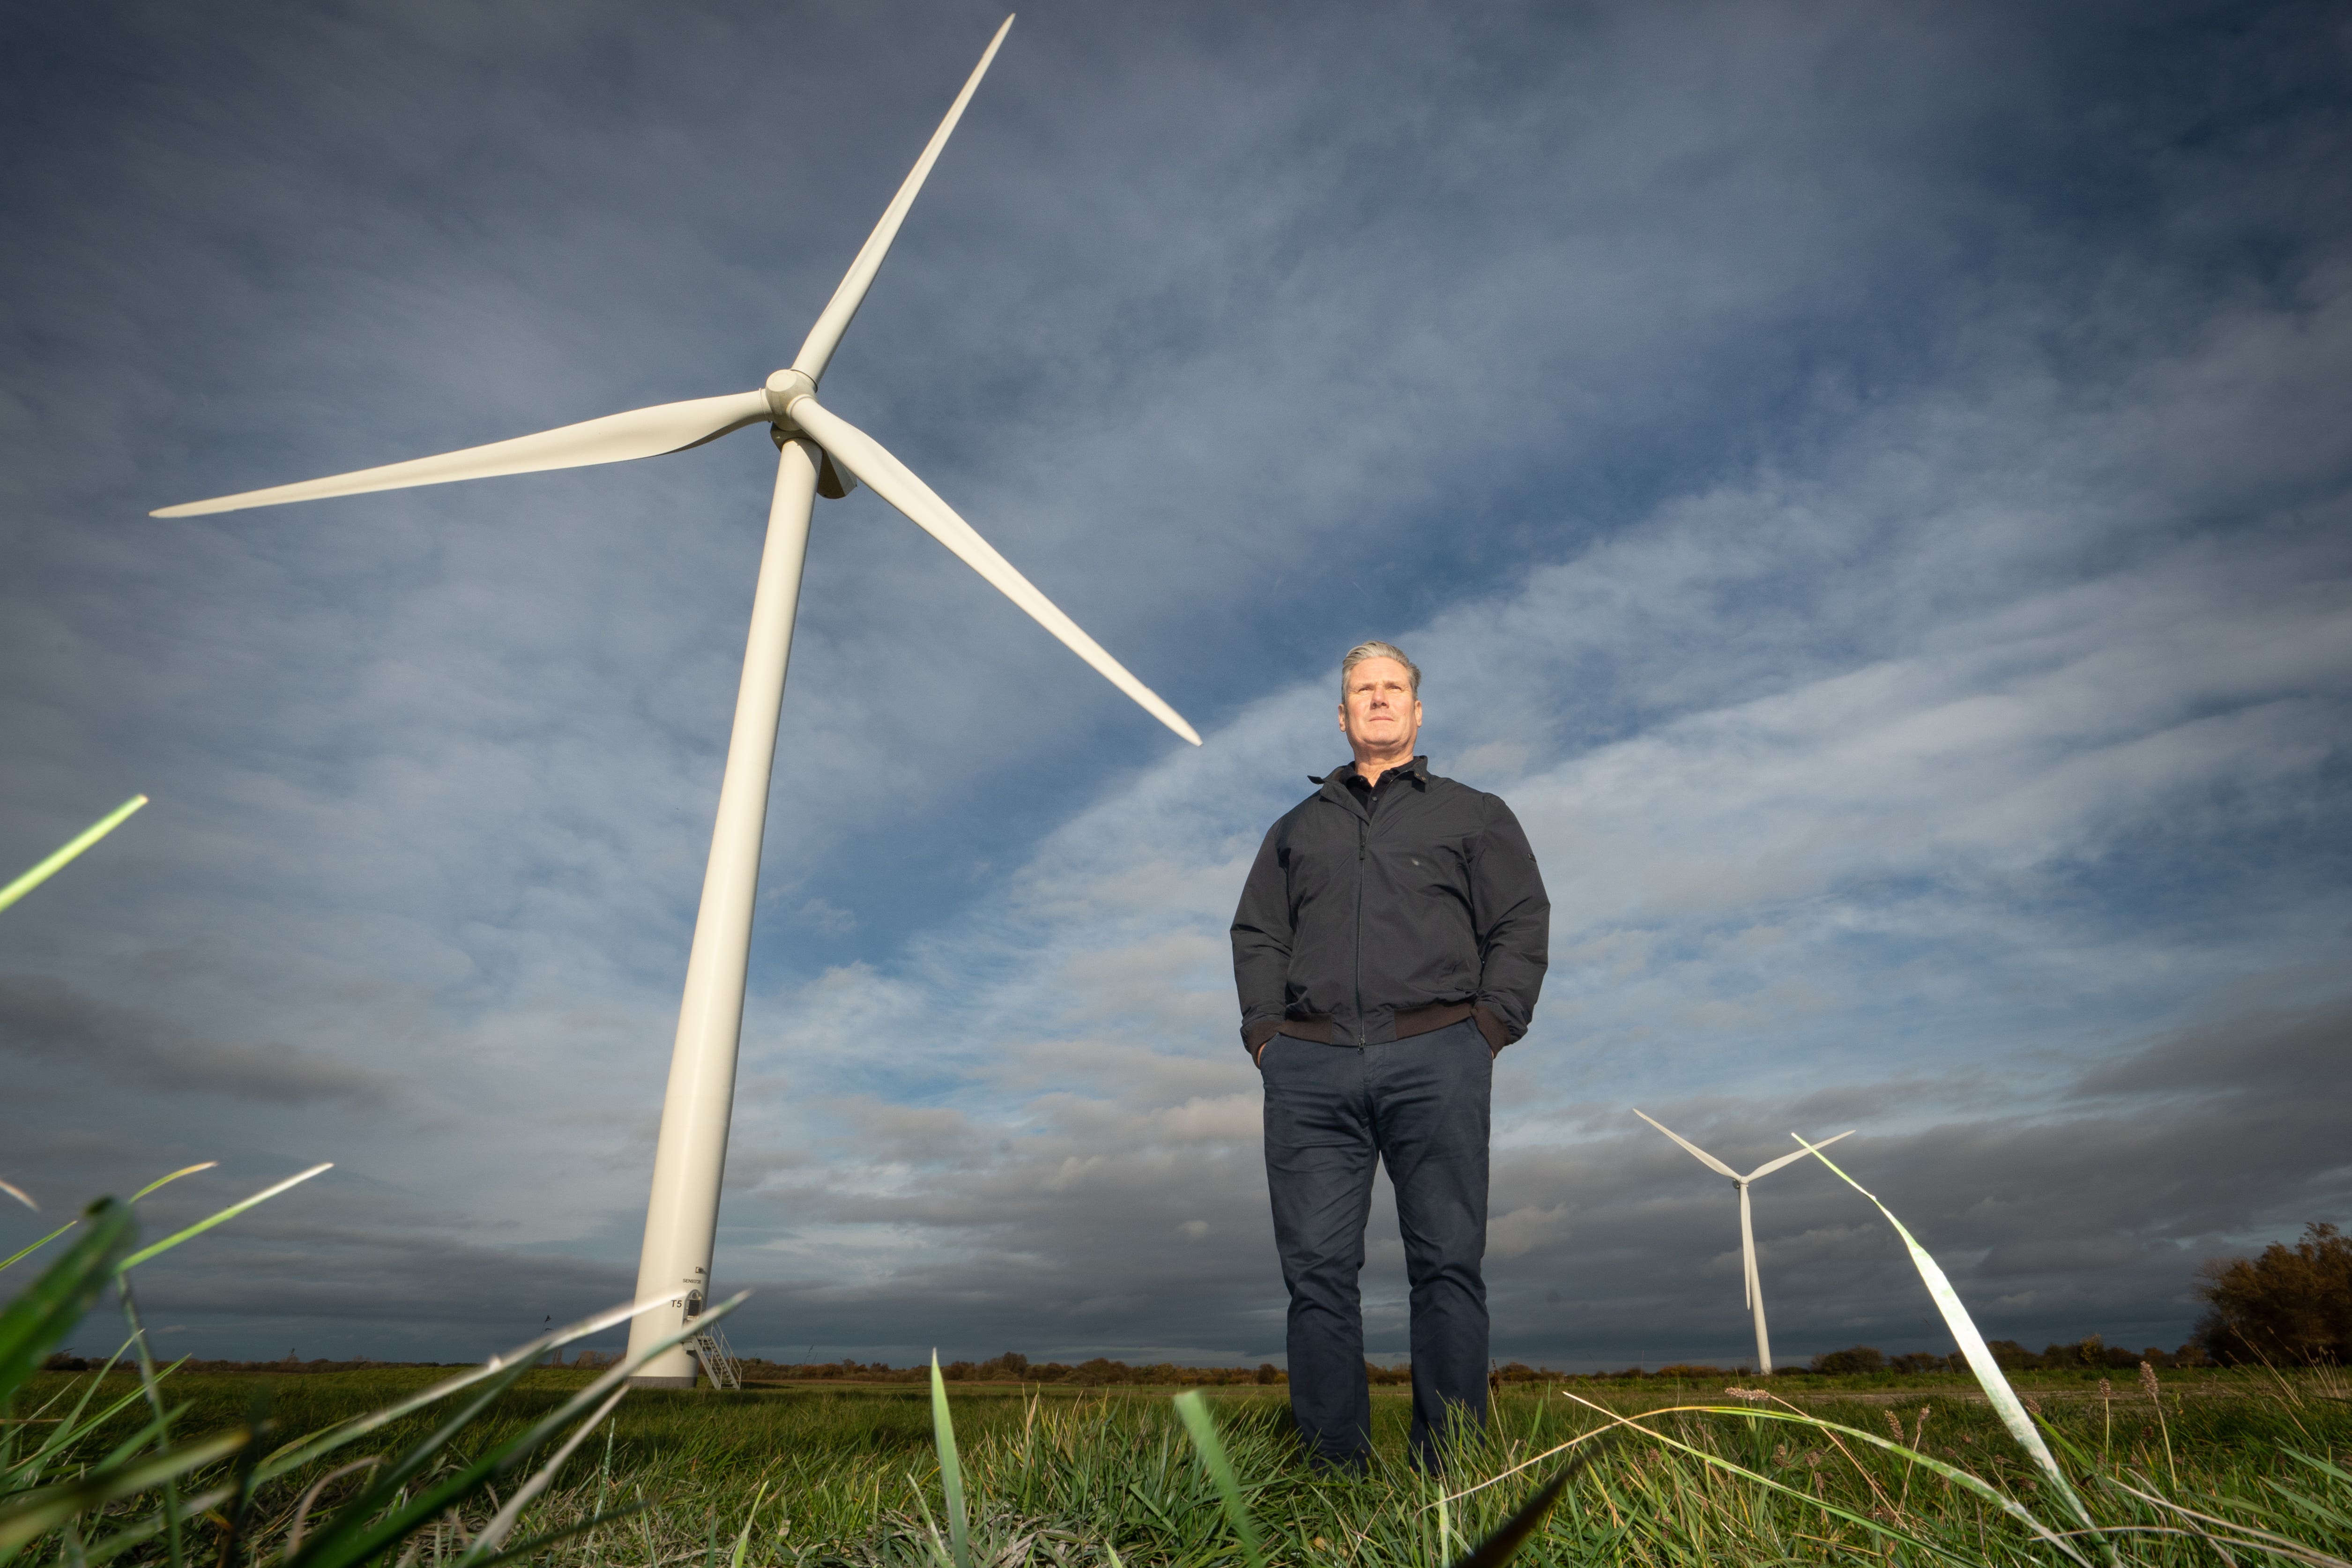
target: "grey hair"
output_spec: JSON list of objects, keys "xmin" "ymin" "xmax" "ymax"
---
[{"xmin": 1340, "ymin": 640, "xmax": 1422, "ymax": 698}]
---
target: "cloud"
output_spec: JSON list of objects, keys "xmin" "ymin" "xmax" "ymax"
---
[
  {"xmin": 0, "ymin": 978, "xmax": 394, "ymax": 1107},
  {"xmin": 0, "ymin": 0, "xmax": 2345, "ymax": 1361},
  {"xmin": 693, "ymin": 208, "xmax": 2352, "ymax": 1362},
  {"xmin": 2073, "ymin": 1005, "xmax": 2351, "ymax": 1102},
  {"xmin": 661, "ymin": 992, "xmax": 2352, "ymax": 1366}
]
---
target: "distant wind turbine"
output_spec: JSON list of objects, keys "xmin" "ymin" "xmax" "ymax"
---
[
  {"xmin": 1633, "ymin": 1110, "xmax": 1853, "ymax": 1376},
  {"xmin": 151, "ymin": 16, "xmax": 1199, "ymax": 1387}
]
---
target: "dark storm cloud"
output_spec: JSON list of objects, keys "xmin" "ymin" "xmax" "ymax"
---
[
  {"xmin": 2073, "ymin": 1004, "xmax": 2351, "ymax": 1103},
  {"xmin": 1508, "ymin": 1006, "xmax": 2352, "ymax": 1363},
  {"xmin": 621, "ymin": 1001, "xmax": 2352, "ymax": 1363},
  {"xmin": 104, "ymin": 1229, "xmax": 636, "ymax": 1362},
  {"xmin": 0, "ymin": 977, "xmax": 394, "ymax": 1106},
  {"xmin": 700, "ymin": 1002, "xmax": 2352, "ymax": 1366}
]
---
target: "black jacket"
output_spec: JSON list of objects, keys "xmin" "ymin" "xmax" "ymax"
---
[{"xmin": 1230, "ymin": 756, "xmax": 1549, "ymax": 1056}]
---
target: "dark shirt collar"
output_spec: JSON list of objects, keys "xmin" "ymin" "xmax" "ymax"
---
[{"xmin": 1310, "ymin": 755, "xmax": 1429, "ymax": 788}]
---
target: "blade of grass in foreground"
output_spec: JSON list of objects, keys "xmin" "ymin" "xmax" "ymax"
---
[
  {"xmin": 255, "ymin": 1294, "xmax": 677, "ymax": 1482},
  {"xmin": 456, "ymin": 1382, "xmax": 632, "ymax": 1562},
  {"xmin": 286, "ymin": 1293, "xmax": 749, "ymax": 1568},
  {"xmin": 1555, "ymin": 1394, "xmax": 1987, "ymax": 1568},
  {"xmin": 129, "ymin": 1164, "xmax": 218, "ymax": 1204},
  {"xmin": 0, "ymin": 1200, "xmax": 136, "ymax": 1406},
  {"xmin": 0, "ymin": 795, "xmax": 147, "ymax": 915},
  {"xmin": 47, "ymin": 1482, "xmax": 236, "ymax": 1568},
  {"xmin": 0, "ymin": 1164, "xmax": 226, "ymax": 1278},
  {"xmin": 2, "ymin": 1164, "xmax": 226, "ymax": 1278},
  {"xmin": 1172, "ymin": 1390, "xmax": 1264, "ymax": 1568},
  {"xmin": 0, "ymin": 1338, "xmax": 156, "ymax": 1490},
  {"xmin": 1445, "ymin": 1430, "xmax": 1615, "ymax": 1568},
  {"xmin": 1554, "ymin": 1397, "xmax": 2091, "ymax": 1565},
  {"xmin": 116, "ymin": 1164, "xmax": 332, "ymax": 1273},
  {"xmin": 445, "ymin": 1501, "xmax": 656, "ymax": 1568},
  {"xmin": 929, "ymin": 1352, "xmax": 970, "ymax": 1568},
  {"xmin": 1794, "ymin": 1133, "xmax": 2107, "ymax": 1558},
  {"xmin": 0, "ymin": 1223, "xmax": 79, "ymax": 1277},
  {"xmin": 0, "ymin": 1427, "xmax": 250, "ymax": 1554},
  {"xmin": 2101, "ymin": 1469, "xmax": 2352, "ymax": 1568}
]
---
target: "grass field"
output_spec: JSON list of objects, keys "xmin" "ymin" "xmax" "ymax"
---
[{"xmin": 15, "ymin": 1361, "xmax": 2350, "ymax": 1568}]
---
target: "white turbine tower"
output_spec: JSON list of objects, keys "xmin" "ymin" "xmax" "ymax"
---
[
  {"xmin": 152, "ymin": 16, "xmax": 1201, "ymax": 1387},
  {"xmin": 1633, "ymin": 1110, "xmax": 1853, "ymax": 1377}
]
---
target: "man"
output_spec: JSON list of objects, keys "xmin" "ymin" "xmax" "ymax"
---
[{"xmin": 1231, "ymin": 640, "xmax": 1549, "ymax": 1469}]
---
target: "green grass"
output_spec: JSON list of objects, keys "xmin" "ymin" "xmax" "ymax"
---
[{"xmin": 14, "ymin": 1364, "xmax": 2349, "ymax": 1568}]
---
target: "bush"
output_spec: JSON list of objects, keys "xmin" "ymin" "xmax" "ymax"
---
[
  {"xmin": 2196, "ymin": 1221, "xmax": 2352, "ymax": 1364},
  {"xmin": 2041, "ymin": 1334, "xmax": 2112, "ymax": 1368},
  {"xmin": 1810, "ymin": 1345, "xmax": 1885, "ymax": 1375}
]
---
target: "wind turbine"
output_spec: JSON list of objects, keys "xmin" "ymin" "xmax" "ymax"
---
[
  {"xmin": 151, "ymin": 16, "xmax": 1200, "ymax": 1387},
  {"xmin": 1633, "ymin": 1110, "xmax": 1852, "ymax": 1377}
]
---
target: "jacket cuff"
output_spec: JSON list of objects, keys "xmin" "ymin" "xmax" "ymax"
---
[
  {"xmin": 1472, "ymin": 1003, "xmax": 1512, "ymax": 1054},
  {"xmin": 1242, "ymin": 1018, "xmax": 1283, "ymax": 1056}
]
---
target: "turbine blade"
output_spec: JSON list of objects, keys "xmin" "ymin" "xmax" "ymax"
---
[
  {"xmin": 787, "ymin": 394, "xmax": 1201, "ymax": 746},
  {"xmin": 150, "ymin": 390, "xmax": 774, "ymax": 517},
  {"xmin": 790, "ymin": 15, "xmax": 1015, "ymax": 384},
  {"xmin": 1742, "ymin": 1129, "xmax": 1853, "ymax": 1182},
  {"xmin": 1632, "ymin": 1109, "xmax": 1741, "ymax": 1181}
]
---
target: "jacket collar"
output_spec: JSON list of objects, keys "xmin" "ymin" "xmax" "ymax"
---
[{"xmin": 1309, "ymin": 754, "xmax": 1430, "ymax": 789}]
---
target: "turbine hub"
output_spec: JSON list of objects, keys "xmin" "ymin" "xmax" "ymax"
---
[{"xmin": 763, "ymin": 368, "xmax": 816, "ymax": 426}]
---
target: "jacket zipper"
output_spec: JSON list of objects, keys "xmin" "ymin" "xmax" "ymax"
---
[{"xmin": 1352, "ymin": 813, "xmax": 1366, "ymax": 1045}]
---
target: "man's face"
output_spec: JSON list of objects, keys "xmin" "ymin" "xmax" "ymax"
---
[{"xmin": 1338, "ymin": 657, "xmax": 1423, "ymax": 758}]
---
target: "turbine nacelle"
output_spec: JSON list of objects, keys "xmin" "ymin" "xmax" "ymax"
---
[{"xmin": 759, "ymin": 369, "xmax": 856, "ymax": 495}]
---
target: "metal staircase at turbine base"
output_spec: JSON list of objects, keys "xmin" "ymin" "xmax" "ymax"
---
[{"xmin": 689, "ymin": 1323, "xmax": 742, "ymax": 1390}]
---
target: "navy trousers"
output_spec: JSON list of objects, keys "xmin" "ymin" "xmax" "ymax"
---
[{"xmin": 1260, "ymin": 1018, "xmax": 1491, "ymax": 1467}]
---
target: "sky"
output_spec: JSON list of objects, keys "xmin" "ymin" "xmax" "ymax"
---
[{"xmin": 2, "ymin": 0, "xmax": 2347, "ymax": 1370}]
